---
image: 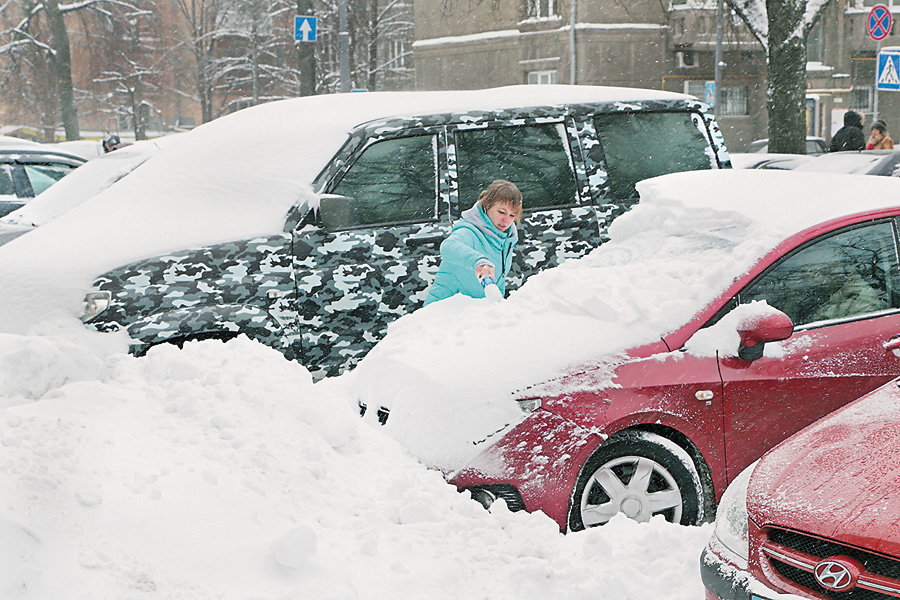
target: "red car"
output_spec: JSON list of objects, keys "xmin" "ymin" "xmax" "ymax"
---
[
  {"xmin": 700, "ymin": 375, "xmax": 900, "ymax": 600},
  {"xmin": 449, "ymin": 169, "xmax": 900, "ymax": 531}
]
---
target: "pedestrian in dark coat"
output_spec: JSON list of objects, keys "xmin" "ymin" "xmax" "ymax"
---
[{"xmin": 829, "ymin": 110, "xmax": 866, "ymax": 152}]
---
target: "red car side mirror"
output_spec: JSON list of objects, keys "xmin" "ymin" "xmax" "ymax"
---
[{"xmin": 737, "ymin": 310, "xmax": 794, "ymax": 361}]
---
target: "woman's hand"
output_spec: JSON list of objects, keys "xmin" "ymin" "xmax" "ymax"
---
[{"xmin": 475, "ymin": 263, "xmax": 495, "ymax": 281}]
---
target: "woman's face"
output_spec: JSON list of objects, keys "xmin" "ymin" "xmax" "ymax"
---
[
  {"xmin": 485, "ymin": 202, "xmax": 517, "ymax": 232},
  {"xmin": 872, "ymin": 128, "xmax": 885, "ymax": 141}
]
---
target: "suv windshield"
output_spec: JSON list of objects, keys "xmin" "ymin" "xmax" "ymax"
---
[{"xmin": 594, "ymin": 111, "xmax": 713, "ymax": 200}]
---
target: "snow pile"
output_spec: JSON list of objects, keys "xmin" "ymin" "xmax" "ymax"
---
[{"xmin": 0, "ymin": 334, "xmax": 713, "ymax": 599}]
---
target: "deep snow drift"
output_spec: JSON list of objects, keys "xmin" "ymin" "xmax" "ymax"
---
[{"xmin": 1, "ymin": 333, "xmax": 713, "ymax": 599}]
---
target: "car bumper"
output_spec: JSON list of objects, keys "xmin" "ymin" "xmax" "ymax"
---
[
  {"xmin": 449, "ymin": 409, "xmax": 602, "ymax": 530},
  {"xmin": 701, "ymin": 539, "xmax": 796, "ymax": 600}
]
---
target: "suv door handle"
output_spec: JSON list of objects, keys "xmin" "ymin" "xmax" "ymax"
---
[
  {"xmin": 885, "ymin": 337, "xmax": 900, "ymax": 354},
  {"xmin": 405, "ymin": 235, "xmax": 443, "ymax": 247}
]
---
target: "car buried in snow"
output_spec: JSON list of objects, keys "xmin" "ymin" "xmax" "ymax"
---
[
  {"xmin": 701, "ymin": 374, "xmax": 900, "ymax": 600},
  {"xmin": 0, "ymin": 138, "xmax": 171, "ymax": 246},
  {"xmin": 77, "ymin": 85, "xmax": 729, "ymax": 378},
  {"xmin": 442, "ymin": 169, "xmax": 900, "ymax": 532},
  {"xmin": 0, "ymin": 143, "xmax": 86, "ymax": 217}
]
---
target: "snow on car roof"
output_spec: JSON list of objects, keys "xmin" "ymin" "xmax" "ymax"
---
[{"xmin": 358, "ymin": 169, "xmax": 900, "ymax": 469}]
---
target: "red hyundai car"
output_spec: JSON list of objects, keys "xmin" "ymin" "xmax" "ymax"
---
[
  {"xmin": 701, "ymin": 374, "xmax": 900, "ymax": 600},
  {"xmin": 448, "ymin": 169, "xmax": 900, "ymax": 531}
]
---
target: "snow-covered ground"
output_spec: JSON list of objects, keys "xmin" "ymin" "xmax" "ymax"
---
[
  {"xmin": 5, "ymin": 94, "xmax": 885, "ymax": 599},
  {"xmin": 1, "ymin": 330, "xmax": 713, "ymax": 599}
]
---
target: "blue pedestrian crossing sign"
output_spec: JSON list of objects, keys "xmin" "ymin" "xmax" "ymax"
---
[
  {"xmin": 295, "ymin": 16, "xmax": 317, "ymax": 42},
  {"xmin": 877, "ymin": 50, "xmax": 900, "ymax": 91}
]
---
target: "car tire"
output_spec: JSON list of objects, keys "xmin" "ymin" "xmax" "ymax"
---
[{"xmin": 568, "ymin": 430, "xmax": 705, "ymax": 531}]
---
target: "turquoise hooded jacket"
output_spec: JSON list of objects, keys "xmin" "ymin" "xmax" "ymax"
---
[{"xmin": 424, "ymin": 203, "xmax": 518, "ymax": 305}]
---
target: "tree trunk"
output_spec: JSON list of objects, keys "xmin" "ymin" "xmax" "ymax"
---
[
  {"xmin": 45, "ymin": 0, "xmax": 80, "ymax": 140},
  {"xmin": 766, "ymin": 0, "xmax": 806, "ymax": 154},
  {"xmin": 367, "ymin": 0, "xmax": 378, "ymax": 91}
]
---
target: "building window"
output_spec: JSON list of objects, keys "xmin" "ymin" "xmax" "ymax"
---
[
  {"xmin": 528, "ymin": 0, "xmax": 557, "ymax": 19},
  {"xmin": 851, "ymin": 86, "xmax": 873, "ymax": 111},
  {"xmin": 527, "ymin": 70, "xmax": 557, "ymax": 84},
  {"xmin": 684, "ymin": 81, "xmax": 748, "ymax": 115},
  {"xmin": 808, "ymin": 23, "xmax": 824, "ymax": 63},
  {"xmin": 720, "ymin": 86, "xmax": 748, "ymax": 116},
  {"xmin": 387, "ymin": 39, "xmax": 408, "ymax": 69}
]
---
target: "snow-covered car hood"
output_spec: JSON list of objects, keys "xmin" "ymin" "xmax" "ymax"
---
[{"xmin": 747, "ymin": 377, "xmax": 900, "ymax": 558}]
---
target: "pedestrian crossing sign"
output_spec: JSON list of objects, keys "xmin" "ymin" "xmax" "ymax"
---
[{"xmin": 877, "ymin": 50, "xmax": 900, "ymax": 91}]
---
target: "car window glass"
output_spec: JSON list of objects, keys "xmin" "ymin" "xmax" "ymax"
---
[
  {"xmin": 740, "ymin": 221, "xmax": 900, "ymax": 326},
  {"xmin": 23, "ymin": 163, "xmax": 76, "ymax": 195},
  {"xmin": 593, "ymin": 111, "xmax": 712, "ymax": 200},
  {"xmin": 0, "ymin": 166, "xmax": 14, "ymax": 196},
  {"xmin": 455, "ymin": 123, "xmax": 577, "ymax": 210},
  {"xmin": 332, "ymin": 135, "xmax": 436, "ymax": 226}
]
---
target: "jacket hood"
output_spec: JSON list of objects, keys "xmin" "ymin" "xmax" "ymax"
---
[
  {"xmin": 844, "ymin": 110, "xmax": 863, "ymax": 128},
  {"xmin": 459, "ymin": 203, "xmax": 518, "ymax": 243},
  {"xmin": 747, "ymin": 379, "xmax": 900, "ymax": 557}
]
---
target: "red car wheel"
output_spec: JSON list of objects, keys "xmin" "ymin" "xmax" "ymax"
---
[{"xmin": 568, "ymin": 431, "xmax": 706, "ymax": 530}]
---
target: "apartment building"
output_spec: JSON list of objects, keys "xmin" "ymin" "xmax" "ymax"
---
[{"xmin": 413, "ymin": 0, "xmax": 900, "ymax": 151}]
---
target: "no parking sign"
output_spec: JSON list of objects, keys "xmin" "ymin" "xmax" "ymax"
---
[{"xmin": 868, "ymin": 5, "xmax": 893, "ymax": 41}]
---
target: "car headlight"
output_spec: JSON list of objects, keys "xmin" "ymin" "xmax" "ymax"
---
[
  {"xmin": 714, "ymin": 461, "xmax": 756, "ymax": 561},
  {"xmin": 80, "ymin": 291, "xmax": 111, "ymax": 322}
]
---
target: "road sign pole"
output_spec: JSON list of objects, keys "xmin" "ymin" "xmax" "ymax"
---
[{"xmin": 875, "ymin": 40, "xmax": 881, "ymax": 124}]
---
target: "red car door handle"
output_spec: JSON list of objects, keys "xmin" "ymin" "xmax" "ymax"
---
[{"xmin": 885, "ymin": 337, "xmax": 900, "ymax": 353}]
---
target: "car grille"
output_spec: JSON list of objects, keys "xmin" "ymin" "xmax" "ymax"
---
[{"xmin": 762, "ymin": 527, "xmax": 900, "ymax": 600}]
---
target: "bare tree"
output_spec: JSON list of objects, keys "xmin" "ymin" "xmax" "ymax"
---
[
  {"xmin": 87, "ymin": 0, "xmax": 164, "ymax": 140},
  {"xmin": 314, "ymin": 0, "xmax": 413, "ymax": 93},
  {"xmin": 726, "ymin": 0, "xmax": 832, "ymax": 153},
  {"xmin": 0, "ymin": 0, "xmax": 142, "ymax": 140},
  {"xmin": 172, "ymin": 0, "xmax": 222, "ymax": 124},
  {"xmin": 208, "ymin": 0, "xmax": 303, "ymax": 116}
]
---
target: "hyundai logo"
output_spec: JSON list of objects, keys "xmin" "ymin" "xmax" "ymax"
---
[{"xmin": 814, "ymin": 558, "xmax": 858, "ymax": 591}]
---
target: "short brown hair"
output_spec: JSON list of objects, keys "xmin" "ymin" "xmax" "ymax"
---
[{"xmin": 477, "ymin": 179, "xmax": 524, "ymax": 223}]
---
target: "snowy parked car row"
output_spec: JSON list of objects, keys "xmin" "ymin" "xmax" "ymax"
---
[{"xmin": 4, "ymin": 86, "xmax": 900, "ymax": 574}]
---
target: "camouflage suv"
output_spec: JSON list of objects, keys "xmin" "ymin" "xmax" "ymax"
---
[{"xmin": 81, "ymin": 86, "xmax": 730, "ymax": 378}]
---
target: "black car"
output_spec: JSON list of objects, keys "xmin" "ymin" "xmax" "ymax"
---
[{"xmin": 0, "ymin": 146, "xmax": 86, "ymax": 216}]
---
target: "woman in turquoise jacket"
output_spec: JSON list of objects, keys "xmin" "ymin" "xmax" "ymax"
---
[{"xmin": 424, "ymin": 179, "xmax": 523, "ymax": 305}]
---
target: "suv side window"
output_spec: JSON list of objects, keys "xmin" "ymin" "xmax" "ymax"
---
[
  {"xmin": 331, "ymin": 135, "xmax": 436, "ymax": 226},
  {"xmin": 593, "ymin": 111, "xmax": 713, "ymax": 200},
  {"xmin": 0, "ymin": 165, "xmax": 15, "ymax": 197},
  {"xmin": 739, "ymin": 221, "xmax": 900, "ymax": 326},
  {"xmin": 454, "ymin": 123, "xmax": 578, "ymax": 209}
]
